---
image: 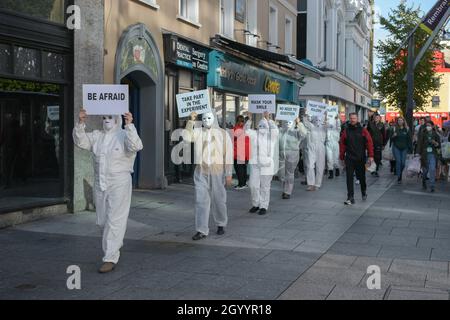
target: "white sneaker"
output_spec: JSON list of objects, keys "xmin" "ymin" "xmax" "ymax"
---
[{"xmin": 355, "ymin": 180, "xmax": 360, "ymax": 185}]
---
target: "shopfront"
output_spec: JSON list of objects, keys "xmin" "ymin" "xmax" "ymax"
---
[
  {"xmin": 163, "ymin": 33, "xmax": 210, "ymax": 183},
  {"xmin": 386, "ymin": 112, "xmax": 449, "ymax": 126},
  {"xmin": 207, "ymin": 50, "xmax": 300, "ymax": 128},
  {"xmin": 0, "ymin": 1, "xmax": 73, "ymax": 213}
]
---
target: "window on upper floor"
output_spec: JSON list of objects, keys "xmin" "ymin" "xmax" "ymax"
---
[
  {"xmin": 179, "ymin": 0, "xmax": 199, "ymax": 23},
  {"xmin": 269, "ymin": 5, "xmax": 278, "ymax": 52},
  {"xmin": 0, "ymin": 0, "xmax": 66, "ymax": 24},
  {"xmin": 220, "ymin": 0, "xmax": 234, "ymax": 39},
  {"xmin": 298, "ymin": 0, "xmax": 307, "ymax": 12},
  {"xmin": 139, "ymin": 0, "xmax": 158, "ymax": 8},
  {"xmin": 285, "ymin": 17, "xmax": 293, "ymax": 55},
  {"xmin": 432, "ymin": 96, "xmax": 440, "ymax": 108}
]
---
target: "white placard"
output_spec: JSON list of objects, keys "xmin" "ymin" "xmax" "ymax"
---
[
  {"xmin": 248, "ymin": 94, "xmax": 276, "ymax": 114},
  {"xmin": 176, "ymin": 89, "xmax": 212, "ymax": 118},
  {"xmin": 276, "ymin": 104, "xmax": 300, "ymax": 121},
  {"xmin": 47, "ymin": 106, "xmax": 60, "ymax": 121},
  {"xmin": 327, "ymin": 105, "xmax": 339, "ymax": 122},
  {"xmin": 306, "ymin": 100, "xmax": 328, "ymax": 123},
  {"xmin": 83, "ymin": 84, "xmax": 129, "ymax": 115}
]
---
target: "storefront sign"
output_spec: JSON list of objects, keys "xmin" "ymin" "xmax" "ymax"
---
[
  {"xmin": 264, "ymin": 77, "xmax": 281, "ymax": 95},
  {"xmin": 164, "ymin": 35, "xmax": 209, "ymax": 73},
  {"xmin": 176, "ymin": 89, "xmax": 212, "ymax": 118},
  {"xmin": 276, "ymin": 104, "xmax": 300, "ymax": 121},
  {"xmin": 208, "ymin": 51, "xmax": 298, "ymax": 103},
  {"xmin": 83, "ymin": 84, "xmax": 129, "ymax": 115},
  {"xmin": 306, "ymin": 100, "xmax": 328, "ymax": 123},
  {"xmin": 249, "ymin": 94, "xmax": 276, "ymax": 114}
]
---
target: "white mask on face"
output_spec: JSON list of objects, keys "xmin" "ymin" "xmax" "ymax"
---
[
  {"xmin": 426, "ymin": 126, "xmax": 433, "ymax": 132},
  {"xmin": 202, "ymin": 112, "xmax": 214, "ymax": 129},
  {"xmin": 286, "ymin": 121, "xmax": 294, "ymax": 129},
  {"xmin": 103, "ymin": 116, "xmax": 115, "ymax": 131}
]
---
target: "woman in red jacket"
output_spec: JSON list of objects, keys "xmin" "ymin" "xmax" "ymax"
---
[{"xmin": 233, "ymin": 115, "xmax": 251, "ymax": 189}]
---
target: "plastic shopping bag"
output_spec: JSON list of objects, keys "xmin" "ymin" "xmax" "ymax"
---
[
  {"xmin": 406, "ymin": 155, "xmax": 421, "ymax": 178},
  {"xmin": 366, "ymin": 161, "xmax": 377, "ymax": 173},
  {"xmin": 441, "ymin": 142, "xmax": 450, "ymax": 159},
  {"xmin": 383, "ymin": 146, "xmax": 394, "ymax": 161}
]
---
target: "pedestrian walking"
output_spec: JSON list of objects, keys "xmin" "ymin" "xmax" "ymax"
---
[
  {"xmin": 232, "ymin": 115, "xmax": 250, "ymax": 190},
  {"xmin": 368, "ymin": 113, "xmax": 386, "ymax": 177},
  {"xmin": 339, "ymin": 113, "xmax": 374, "ymax": 205},
  {"xmin": 279, "ymin": 118, "xmax": 306, "ymax": 199},
  {"xmin": 73, "ymin": 109, "xmax": 143, "ymax": 273},
  {"xmin": 185, "ymin": 112, "xmax": 233, "ymax": 241},
  {"xmin": 390, "ymin": 117, "xmax": 413, "ymax": 184},
  {"xmin": 417, "ymin": 121, "xmax": 441, "ymax": 193},
  {"xmin": 245, "ymin": 112, "xmax": 279, "ymax": 215}
]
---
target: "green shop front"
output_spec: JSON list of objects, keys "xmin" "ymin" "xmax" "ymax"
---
[{"xmin": 207, "ymin": 50, "xmax": 300, "ymax": 128}]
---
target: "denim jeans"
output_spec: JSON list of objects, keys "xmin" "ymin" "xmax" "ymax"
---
[
  {"xmin": 392, "ymin": 146, "xmax": 407, "ymax": 180},
  {"xmin": 423, "ymin": 153, "xmax": 437, "ymax": 188}
]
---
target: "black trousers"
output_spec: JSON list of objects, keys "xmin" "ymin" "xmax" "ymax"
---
[
  {"xmin": 234, "ymin": 160, "xmax": 248, "ymax": 187},
  {"xmin": 374, "ymin": 145, "xmax": 383, "ymax": 171},
  {"xmin": 346, "ymin": 159, "xmax": 367, "ymax": 199}
]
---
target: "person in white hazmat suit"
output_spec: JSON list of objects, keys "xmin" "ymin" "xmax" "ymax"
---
[
  {"xmin": 185, "ymin": 112, "xmax": 233, "ymax": 241},
  {"xmin": 279, "ymin": 118, "xmax": 307, "ymax": 199},
  {"xmin": 73, "ymin": 109, "xmax": 143, "ymax": 274},
  {"xmin": 245, "ymin": 112, "xmax": 279, "ymax": 215},
  {"xmin": 299, "ymin": 114, "xmax": 328, "ymax": 191},
  {"xmin": 326, "ymin": 115, "xmax": 342, "ymax": 179}
]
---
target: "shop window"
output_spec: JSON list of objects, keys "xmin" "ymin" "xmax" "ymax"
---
[
  {"xmin": 14, "ymin": 46, "xmax": 41, "ymax": 78},
  {"xmin": 225, "ymin": 95, "xmax": 236, "ymax": 129},
  {"xmin": 179, "ymin": 0, "xmax": 199, "ymax": 23},
  {"xmin": 0, "ymin": 43, "xmax": 12, "ymax": 74},
  {"xmin": 0, "ymin": 0, "xmax": 66, "ymax": 24},
  {"xmin": 214, "ymin": 92, "xmax": 224, "ymax": 127},
  {"xmin": 43, "ymin": 52, "xmax": 65, "ymax": 80}
]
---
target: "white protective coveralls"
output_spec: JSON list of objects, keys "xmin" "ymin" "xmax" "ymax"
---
[
  {"xmin": 245, "ymin": 118, "xmax": 279, "ymax": 210},
  {"xmin": 73, "ymin": 116, "xmax": 143, "ymax": 264},
  {"xmin": 279, "ymin": 121, "xmax": 307, "ymax": 195},
  {"xmin": 300, "ymin": 117, "xmax": 327, "ymax": 188},
  {"xmin": 185, "ymin": 112, "xmax": 233, "ymax": 236},
  {"xmin": 326, "ymin": 117, "xmax": 341, "ymax": 171}
]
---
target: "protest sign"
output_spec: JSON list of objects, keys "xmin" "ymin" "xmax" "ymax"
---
[
  {"xmin": 176, "ymin": 89, "xmax": 212, "ymax": 118},
  {"xmin": 306, "ymin": 100, "xmax": 328, "ymax": 122},
  {"xmin": 327, "ymin": 105, "xmax": 339, "ymax": 122},
  {"xmin": 83, "ymin": 84, "xmax": 129, "ymax": 115},
  {"xmin": 248, "ymin": 95, "xmax": 276, "ymax": 114},
  {"xmin": 276, "ymin": 104, "xmax": 300, "ymax": 121},
  {"xmin": 47, "ymin": 106, "xmax": 60, "ymax": 121}
]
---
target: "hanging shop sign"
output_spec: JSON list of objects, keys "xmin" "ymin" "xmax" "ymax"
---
[
  {"xmin": 208, "ymin": 51, "xmax": 298, "ymax": 103},
  {"xmin": 164, "ymin": 34, "xmax": 209, "ymax": 73}
]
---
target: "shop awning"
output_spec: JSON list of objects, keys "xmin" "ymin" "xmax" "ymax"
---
[{"xmin": 288, "ymin": 57, "xmax": 324, "ymax": 80}]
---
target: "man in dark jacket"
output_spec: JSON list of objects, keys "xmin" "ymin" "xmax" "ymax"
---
[
  {"xmin": 367, "ymin": 113, "xmax": 386, "ymax": 177},
  {"xmin": 340, "ymin": 113, "xmax": 374, "ymax": 205}
]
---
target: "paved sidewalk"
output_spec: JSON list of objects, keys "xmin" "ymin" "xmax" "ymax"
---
[{"xmin": 1, "ymin": 167, "xmax": 450, "ymax": 300}]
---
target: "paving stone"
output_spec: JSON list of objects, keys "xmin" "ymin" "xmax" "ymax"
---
[
  {"xmin": 386, "ymin": 287, "xmax": 449, "ymax": 300},
  {"xmin": 327, "ymin": 286, "xmax": 386, "ymax": 300},
  {"xmin": 278, "ymin": 280, "xmax": 335, "ymax": 300},
  {"xmin": 377, "ymin": 245, "xmax": 431, "ymax": 261}
]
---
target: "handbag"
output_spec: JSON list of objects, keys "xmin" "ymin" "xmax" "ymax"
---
[{"xmin": 382, "ymin": 146, "xmax": 394, "ymax": 161}]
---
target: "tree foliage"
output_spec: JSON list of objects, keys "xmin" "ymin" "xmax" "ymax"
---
[{"xmin": 375, "ymin": 0, "xmax": 442, "ymax": 115}]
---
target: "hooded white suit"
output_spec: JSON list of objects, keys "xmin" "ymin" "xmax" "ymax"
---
[
  {"xmin": 300, "ymin": 117, "xmax": 327, "ymax": 188},
  {"xmin": 184, "ymin": 113, "xmax": 233, "ymax": 236},
  {"xmin": 73, "ymin": 115, "xmax": 143, "ymax": 264},
  {"xmin": 245, "ymin": 118, "xmax": 279, "ymax": 210},
  {"xmin": 326, "ymin": 118, "xmax": 341, "ymax": 171},
  {"xmin": 279, "ymin": 121, "xmax": 307, "ymax": 195}
]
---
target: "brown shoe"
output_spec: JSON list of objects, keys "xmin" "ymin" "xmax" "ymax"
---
[{"xmin": 98, "ymin": 262, "xmax": 116, "ymax": 274}]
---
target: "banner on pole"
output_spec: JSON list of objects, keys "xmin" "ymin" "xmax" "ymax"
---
[{"xmin": 419, "ymin": 0, "xmax": 450, "ymax": 34}]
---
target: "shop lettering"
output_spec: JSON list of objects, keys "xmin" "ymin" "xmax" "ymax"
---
[
  {"xmin": 87, "ymin": 93, "xmax": 126, "ymax": 101},
  {"xmin": 264, "ymin": 77, "xmax": 281, "ymax": 95},
  {"xmin": 220, "ymin": 66, "xmax": 257, "ymax": 86}
]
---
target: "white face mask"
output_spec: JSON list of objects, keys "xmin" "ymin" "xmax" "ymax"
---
[
  {"xmin": 286, "ymin": 121, "xmax": 294, "ymax": 129},
  {"xmin": 103, "ymin": 116, "xmax": 115, "ymax": 131},
  {"xmin": 202, "ymin": 112, "xmax": 214, "ymax": 129},
  {"xmin": 426, "ymin": 126, "xmax": 433, "ymax": 132}
]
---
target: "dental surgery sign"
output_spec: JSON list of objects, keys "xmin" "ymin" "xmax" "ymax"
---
[
  {"xmin": 83, "ymin": 84, "xmax": 129, "ymax": 115},
  {"xmin": 176, "ymin": 89, "xmax": 212, "ymax": 118},
  {"xmin": 276, "ymin": 104, "xmax": 300, "ymax": 121},
  {"xmin": 248, "ymin": 95, "xmax": 276, "ymax": 114}
]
